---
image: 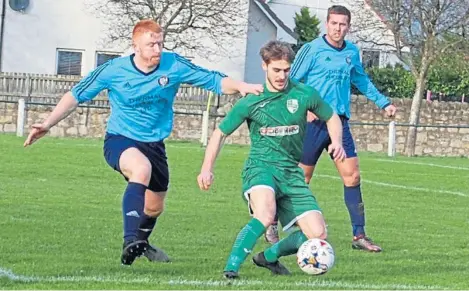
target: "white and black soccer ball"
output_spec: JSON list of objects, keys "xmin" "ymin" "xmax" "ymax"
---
[{"xmin": 297, "ymin": 238, "xmax": 335, "ymax": 275}]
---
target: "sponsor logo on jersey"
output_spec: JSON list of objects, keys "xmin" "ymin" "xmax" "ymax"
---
[
  {"xmin": 259, "ymin": 125, "xmax": 299, "ymax": 136},
  {"xmin": 286, "ymin": 99, "xmax": 299, "ymax": 113}
]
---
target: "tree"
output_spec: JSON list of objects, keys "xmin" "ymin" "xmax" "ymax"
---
[
  {"xmin": 338, "ymin": 0, "xmax": 469, "ymax": 156},
  {"xmin": 427, "ymin": 38, "xmax": 469, "ymax": 99},
  {"xmin": 292, "ymin": 7, "xmax": 321, "ymax": 53},
  {"xmin": 87, "ymin": 0, "xmax": 248, "ymax": 60}
]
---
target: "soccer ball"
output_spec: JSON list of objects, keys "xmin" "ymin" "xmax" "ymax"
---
[{"xmin": 297, "ymin": 238, "xmax": 335, "ymax": 275}]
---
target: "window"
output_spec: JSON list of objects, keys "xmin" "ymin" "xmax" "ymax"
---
[
  {"xmin": 9, "ymin": 0, "xmax": 30, "ymax": 12},
  {"xmin": 362, "ymin": 50, "xmax": 380, "ymax": 69},
  {"xmin": 96, "ymin": 52, "xmax": 121, "ymax": 67},
  {"xmin": 56, "ymin": 49, "xmax": 83, "ymax": 75}
]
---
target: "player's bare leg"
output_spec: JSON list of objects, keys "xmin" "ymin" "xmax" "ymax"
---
[
  {"xmin": 118, "ymin": 147, "xmax": 152, "ymax": 265},
  {"xmin": 335, "ymin": 157, "xmax": 382, "ymax": 252},
  {"xmin": 223, "ymin": 187, "xmax": 276, "ymax": 280},
  {"xmin": 138, "ymin": 189, "xmax": 170, "ymax": 262},
  {"xmin": 255, "ymin": 211, "xmax": 326, "ymax": 275},
  {"xmin": 264, "ymin": 163, "xmax": 316, "ymax": 244},
  {"xmin": 264, "ymin": 219, "xmax": 279, "ymax": 244}
]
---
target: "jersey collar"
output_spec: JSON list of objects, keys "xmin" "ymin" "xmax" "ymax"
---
[
  {"xmin": 130, "ymin": 54, "xmax": 160, "ymax": 76},
  {"xmin": 322, "ymin": 34, "xmax": 346, "ymax": 52},
  {"xmin": 263, "ymin": 80, "xmax": 293, "ymax": 97}
]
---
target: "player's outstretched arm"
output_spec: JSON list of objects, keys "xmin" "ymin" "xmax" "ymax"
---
[
  {"xmin": 197, "ymin": 128, "xmax": 227, "ymax": 191},
  {"xmin": 325, "ymin": 114, "xmax": 346, "ymax": 162},
  {"xmin": 176, "ymin": 54, "xmax": 263, "ymax": 97},
  {"xmin": 350, "ymin": 51, "xmax": 397, "ymax": 117},
  {"xmin": 23, "ymin": 92, "xmax": 78, "ymax": 147},
  {"xmin": 220, "ymin": 77, "xmax": 263, "ymax": 97},
  {"xmin": 24, "ymin": 62, "xmax": 111, "ymax": 147},
  {"xmin": 197, "ymin": 96, "xmax": 249, "ymax": 190}
]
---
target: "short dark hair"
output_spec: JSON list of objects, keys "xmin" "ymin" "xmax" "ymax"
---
[
  {"xmin": 327, "ymin": 5, "xmax": 351, "ymax": 23},
  {"xmin": 259, "ymin": 40, "xmax": 295, "ymax": 65}
]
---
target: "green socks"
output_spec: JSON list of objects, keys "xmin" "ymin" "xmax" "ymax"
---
[
  {"xmin": 224, "ymin": 218, "xmax": 265, "ymax": 272},
  {"xmin": 264, "ymin": 230, "xmax": 307, "ymax": 262}
]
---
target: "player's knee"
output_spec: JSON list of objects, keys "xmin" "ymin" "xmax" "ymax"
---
[
  {"xmin": 343, "ymin": 171, "xmax": 360, "ymax": 186},
  {"xmin": 253, "ymin": 208, "xmax": 276, "ymax": 227},
  {"xmin": 145, "ymin": 203, "xmax": 164, "ymax": 217},
  {"xmin": 303, "ymin": 226, "xmax": 327, "ymax": 240},
  {"xmin": 256, "ymin": 213, "xmax": 276, "ymax": 227},
  {"xmin": 129, "ymin": 162, "xmax": 152, "ymax": 185}
]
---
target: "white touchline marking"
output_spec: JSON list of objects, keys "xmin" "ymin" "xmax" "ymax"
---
[
  {"xmin": 374, "ymin": 158, "xmax": 469, "ymax": 171},
  {"xmin": 0, "ymin": 267, "xmax": 445, "ymax": 290},
  {"xmin": 316, "ymin": 174, "xmax": 468, "ymax": 198}
]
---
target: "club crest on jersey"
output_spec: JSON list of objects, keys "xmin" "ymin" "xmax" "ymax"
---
[
  {"xmin": 345, "ymin": 56, "xmax": 352, "ymax": 64},
  {"xmin": 158, "ymin": 75, "xmax": 169, "ymax": 86},
  {"xmin": 286, "ymin": 99, "xmax": 298, "ymax": 114}
]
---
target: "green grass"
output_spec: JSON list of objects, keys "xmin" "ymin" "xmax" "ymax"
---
[{"xmin": 0, "ymin": 134, "xmax": 468, "ymax": 290}]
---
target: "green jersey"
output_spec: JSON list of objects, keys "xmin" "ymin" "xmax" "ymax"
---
[{"xmin": 218, "ymin": 79, "xmax": 333, "ymax": 167}]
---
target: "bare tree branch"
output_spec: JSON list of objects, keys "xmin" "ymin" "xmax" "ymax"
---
[
  {"xmin": 86, "ymin": 0, "xmax": 249, "ymax": 60},
  {"xmin": 334, "ymin": 0, "xmax": 469, "ymax": 156}
]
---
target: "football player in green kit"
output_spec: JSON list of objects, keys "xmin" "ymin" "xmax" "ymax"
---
[
  {"xmin": 265, "ymin": 5, "xmax": 397, "ymax": 251},
  {"xmin": 197, "ymin": 40, "xmax": 346, "ymax": 279}
]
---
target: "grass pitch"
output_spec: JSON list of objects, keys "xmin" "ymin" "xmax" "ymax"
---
[{"xmin": 0, "ymin": 134, "xmax": 468, "ymax": 290}]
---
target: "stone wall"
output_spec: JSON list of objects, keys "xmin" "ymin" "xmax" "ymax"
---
[{"xmin": 1, "ymin": 96, "xmax": 469, "ymax": 156}]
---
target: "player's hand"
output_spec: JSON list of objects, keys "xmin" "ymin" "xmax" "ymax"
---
[
  {"xmin": 384, "ymin": 104, "xmax": 397, "ymax": 117},
  {"xmin": 328, "ymin": 142, "xmax": 346, "ymax": 162},
  {"xmin": 238, "ymin": 82, "xmax": 263, "ymax": 96},
  {"xmin": 307, "ymin": 111, "xmax": 318, "ymax": 122},
  {"xmin": 197, "ymin": 170, "xmax": 214, "ymax": 190},
  {"xmin": 23, "ymin": 123, "xmax": 50, "ymax": 147}
]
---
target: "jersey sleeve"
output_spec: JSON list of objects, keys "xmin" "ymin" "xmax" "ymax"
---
[
  {"xmin": 350, "ymin": 48, "xmax": 391, "ymax": 109},
  {"xmin": 218, "ymin": 98, "xmax": 251, "ymax": 136},
  {"xmin": 290, "ymin": 43, "xmax": 316, "ymax": 82},
  {"xmin": 176, "ymin": 54, "xmax": 227, "ymax": 95},
  {"xmin": 306, "ymin": 89, "xmax": 334, "ymax": 121},
  {"xmin": 71, "ymin": 61, "xmax": 113, "ymax": 103}
]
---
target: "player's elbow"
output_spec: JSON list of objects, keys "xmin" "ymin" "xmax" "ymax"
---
[
  {"xmin": 65, "ymin": 91, "xmax": 80, "ymax": 105},
  {"xmin": 220, "ymin": 77, "xmax": 235, "ymax": 95}
]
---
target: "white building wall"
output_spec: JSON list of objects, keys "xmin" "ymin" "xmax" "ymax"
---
[
  {"xmin": 1, "ymin": 0, "xmax": 126, "ymax": 75},
  {"xmin": 186, "ymin": 40, "xmax": 248, "ymax": 82},
  {"xmin": 0, "ymin": 0, "xmax": 250, "ymax": 80},
  {"xmin": 0, "ymin": 0, "xmax": 291, "ymax": 81},
  {"xmin": 244, "ymin": 0, "xmax": 278, "ymax": 83},
  {"xmin": 268, "ymin": 0, "xmax": 334, "ymax": 34},
  {"xmin": 174, "ymin": 0, "xmax": 250, "ymax": 81}
]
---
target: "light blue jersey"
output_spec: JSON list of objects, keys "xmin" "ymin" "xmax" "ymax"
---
[
  {"xmin": 290, "ymin": 35, "xmax": 390, "ymax": 118},
  {"xmin": 71, "ymin": 52, "xmax": 226, "ymax": 142}
]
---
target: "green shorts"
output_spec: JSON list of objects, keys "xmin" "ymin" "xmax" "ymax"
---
[{"xmin": 241, "ymin": 163, "xmax": 321, "ymax": 231}]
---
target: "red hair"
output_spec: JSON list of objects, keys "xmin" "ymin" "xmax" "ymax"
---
[{"xmin": 132, "ymin": 19, "xmax": 162, "ymax": 40}]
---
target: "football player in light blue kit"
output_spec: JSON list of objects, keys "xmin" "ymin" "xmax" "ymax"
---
[
  {"xmin": 24, "ymin": 20, "xmax": 263, "ymax": 265},
  {"xmin": 265, "ymin": 6, "xmax": 397, "ymax": 252}
]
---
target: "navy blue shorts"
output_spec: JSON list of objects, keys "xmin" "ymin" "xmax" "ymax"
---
[
  {"xmin": 103, "ymin": 133, "xmax": 169, "ymax": 192},
  {"xmin": 300, "ymin": 116, "xmax": 357, "ymax": 166}
]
